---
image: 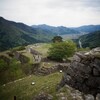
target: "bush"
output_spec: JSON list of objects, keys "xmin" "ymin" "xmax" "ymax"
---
[
  {"xmin": 16, "ymin": 46, "xmax": 26, "ymax": 51},
  {"xmin": 0, "ymin": 58, "xmax": 25, "ymax": 85},
  {"xmin": 0, "ymin": 55, "xmax": 10, "ymax": 65},
  {"xmin": 52, "ymin": 36, "xmax": 63, "ymax": 43},
  {"xmin": 10, "ymin": 46, "xmax": 25, "ymax": 52},
  {"xmin": 48, "ymin": 40, "xmax": 76, "ymax": 61}
]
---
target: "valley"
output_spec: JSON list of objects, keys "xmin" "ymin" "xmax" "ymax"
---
[
  {"xmin": 0, "ymin": 0, "xmax": 100, "ymax": 99},
  {"xmin": 1, "ymin": 17, "xmax": 100, "ymax": 52},
  {"xmin": 0, "ymin": 17, "xmax": 100, "ymax": 100}
]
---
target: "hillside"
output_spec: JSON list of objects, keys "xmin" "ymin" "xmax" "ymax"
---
[
  {"xmin": 0, "ymin": 17, "xmax": 55, "ymax": 51},
  {"xmin": 79, "ymin": 31, "xmax": 100, "ymax": 48}
]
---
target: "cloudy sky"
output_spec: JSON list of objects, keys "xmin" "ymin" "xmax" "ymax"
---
[{"xmin": 0, "ymin": 0, "xmax": 100, "ymax": 27}]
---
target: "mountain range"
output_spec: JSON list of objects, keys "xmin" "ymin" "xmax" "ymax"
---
[
  {"xmin": 73, "ymin": 25, "xmax": 100, "ymax": 33},
  {"xmin": 0, "ymin": 16, "xmax": 100, "ymax": 51},
  {"xmin": 32, "ymin": 24, "xmax": 80, "ymax": 35}
]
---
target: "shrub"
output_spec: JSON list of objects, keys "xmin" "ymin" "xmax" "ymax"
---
[
  {"xmin": 10, "ymin": 46, "xmax": 25, "ymax": 52},
  {"xmin": 0, "ymin": 59, "xmax": 8, "ymax": 72},
  {"xmin": 48, "ymin": 40, "xmax": 76, "ymax": 61},
  {"xmin": 52, "ymin": 36, "xmax": 63, "ymax": 43},
  {"xmin": 0, "ymin": 55, "xmax": 10, "ymax": 65}
]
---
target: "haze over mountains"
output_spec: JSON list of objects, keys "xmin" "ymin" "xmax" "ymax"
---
[{"xmin": 0, "ymin": 16, "xmax": 100, "ymax": 51}]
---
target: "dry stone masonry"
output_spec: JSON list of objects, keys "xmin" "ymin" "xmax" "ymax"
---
[{"xmin": 59, "ymin": 47, "xmax": 100, "ymax": 99}]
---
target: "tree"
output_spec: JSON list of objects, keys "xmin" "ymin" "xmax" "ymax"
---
[
  {"xmin": 52, "ymin": 36, "xmax": 63, "ymax": 43},
  {"xmin": 48, "ymin": 40, "xmax": 76, "ymax": 61}
]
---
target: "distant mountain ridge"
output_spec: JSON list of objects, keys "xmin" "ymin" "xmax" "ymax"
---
[
  {"xmin": 32, "ymin": 24, "xmax": 100, "ymax": 34},
  {"xmin": 73, "ymin": 25, "xmax": 100, "ymax": 33},
  {"xmin": 32, "ymin": 24, "xmax": 80, "ymax": 35}
]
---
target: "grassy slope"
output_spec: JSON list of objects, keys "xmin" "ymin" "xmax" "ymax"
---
[
  {"xmin": 32, "ymin": 43, "xmax": 51, "ymax": 57},
  {"xmin": 0, "ymin": 72, "xmax": 62, "ymax": 100}
]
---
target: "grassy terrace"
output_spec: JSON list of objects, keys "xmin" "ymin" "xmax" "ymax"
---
[
  {"xmin": 28, "ymin": 43, "xmax": 51, "ymax": 57},
  {"xmin": 0, "ymin": 72, "xmax": 62, "ymax": 100}
]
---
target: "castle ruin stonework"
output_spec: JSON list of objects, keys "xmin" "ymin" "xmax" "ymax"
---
[{"xmin": 59, "ymin": 48, "xmax": 100, "ymax": 98}]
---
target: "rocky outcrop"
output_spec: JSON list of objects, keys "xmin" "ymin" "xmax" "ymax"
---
[
  {"xmin": 14, "ymin": 52, "xmax": 29, "ymax": 64},
  {"xmin": 59, "ymin": 47, "xmax": 100, "ymax": 98}
]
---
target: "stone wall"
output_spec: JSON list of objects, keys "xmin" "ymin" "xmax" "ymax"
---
[{"xmin": 59, "ymin": 47, "xmax": 100, "ymax": 98}]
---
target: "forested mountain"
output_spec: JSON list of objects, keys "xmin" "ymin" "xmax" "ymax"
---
[
  {"xmin": 79, "ymin": 31, "xmax": 100, "ymax": 48},
  {"xmin": 0, "ymin": 17, "xmax": 54, "ymax": 51}
]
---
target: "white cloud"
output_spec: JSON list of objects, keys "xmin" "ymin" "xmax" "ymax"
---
[{"xmin": 0, "ymin": 0, "xmax": 100, "ymax": 27}]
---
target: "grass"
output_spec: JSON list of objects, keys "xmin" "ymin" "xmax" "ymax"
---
[
  {"xmin": 0, "ymin": 43, "xmax": 51, "ymax": 63},
  {"xmin": 19, "ymin": 50, "xmax": 34, "ymax": 64},
  {"xmin": 32, "ymin": 43, "xmax": 51, "ymax": 57},
  {"xmin": 0, "ymin": 43, "xmax": 73, "ymax": 100},
  {"xmin": 18, "ymin": 43, "xmax": 51, "ymax": 64},
  {"xmin": 0, "ymin": 72, "xmax": 62, "ymax": 100}
]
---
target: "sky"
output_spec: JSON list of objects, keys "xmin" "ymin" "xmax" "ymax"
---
[{"xmin": 0, "ymin": 0, "xmax": 100, "ymax": 27}]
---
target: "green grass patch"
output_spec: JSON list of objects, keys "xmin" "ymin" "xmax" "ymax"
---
[
  {"xmin": 32, "ymin": 43, "xmax": 51, "ymax": 57},
  {"xmin": 0, "ymin": 72, "xmax": 62, "ymax": 100}
]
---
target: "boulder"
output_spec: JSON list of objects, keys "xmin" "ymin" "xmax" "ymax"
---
[
  {"xmin": 84, "ymin": 94, "xmax": 94, "ymax": 100},
  {"xmin": 33, "ymin": 92, "xmax": 53, "ymax": 100},
  {"xmin": 96, "ymin": 93, "xmax": 100, "ymax": 100}
]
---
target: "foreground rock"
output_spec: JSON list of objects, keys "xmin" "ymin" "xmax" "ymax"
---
[
  {"xmin": 33, "ymin": 92, "xmax": 53, "ymax": 100},
  {"xmin": 59, "ymin": 47, "xmax": 100, "ymax": 99}
]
